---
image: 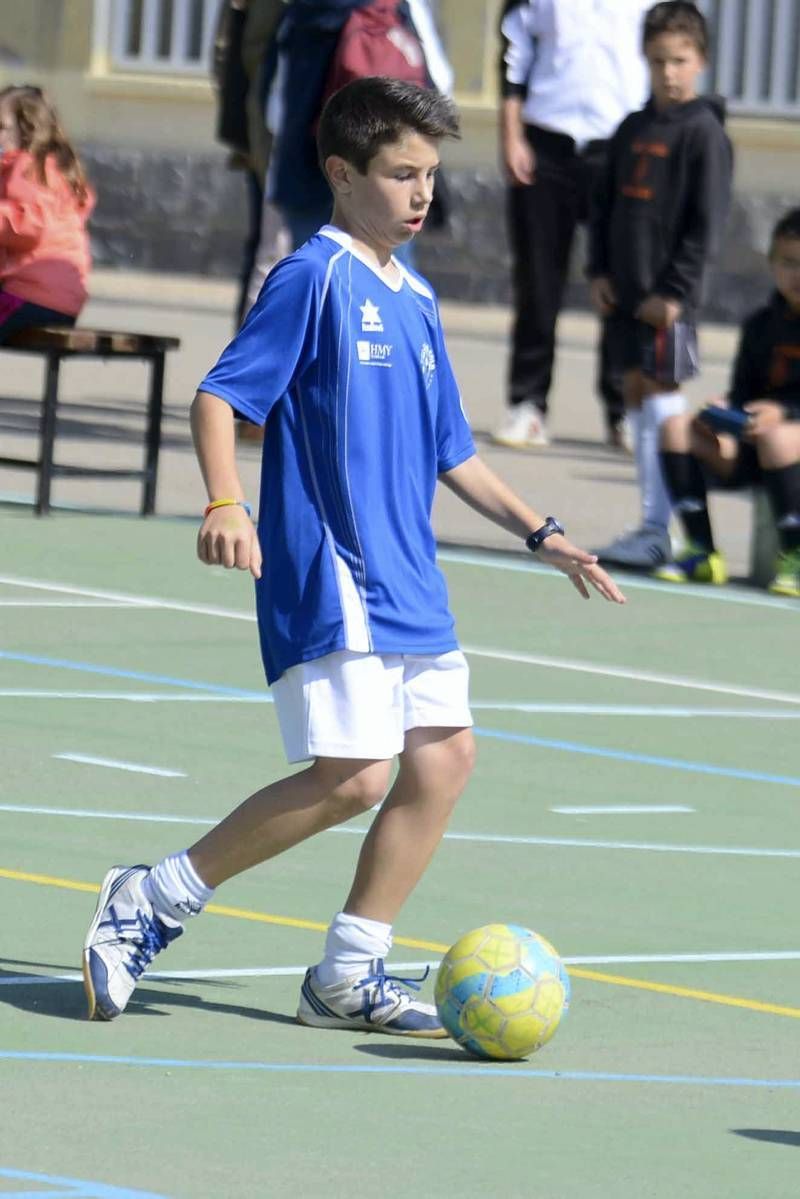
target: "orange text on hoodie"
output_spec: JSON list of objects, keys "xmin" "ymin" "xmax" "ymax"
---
[{"xmin": 0, "ymin": 149, "xmax": 95, "ymax": 317}]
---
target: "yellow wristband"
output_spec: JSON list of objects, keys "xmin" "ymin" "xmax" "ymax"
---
[{"xmin": 204, "ymin": 498, "xmax": 253, "ymax": 518}]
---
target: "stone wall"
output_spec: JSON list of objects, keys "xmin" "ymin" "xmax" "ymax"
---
[{"xmin": 84, "ymin": 145, "xmax": 793, "ymax": 323}]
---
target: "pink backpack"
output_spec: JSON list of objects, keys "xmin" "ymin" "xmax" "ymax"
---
[{"xmin": 321, "ymin": 1, "xmax": 430, "ymax": 108}]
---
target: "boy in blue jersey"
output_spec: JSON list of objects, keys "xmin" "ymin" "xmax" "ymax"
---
[{"xmin": 83, "ymin": 78, "xmax": 625, "ymax": 1036}]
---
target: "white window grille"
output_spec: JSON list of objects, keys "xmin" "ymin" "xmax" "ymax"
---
[
  {"xmin": 699, "ymin": 0, "xmax": 800, "ymax": 117},
  {"xmin": 102, "ymin": 0, "xmax": 219, "ymax": 75}
]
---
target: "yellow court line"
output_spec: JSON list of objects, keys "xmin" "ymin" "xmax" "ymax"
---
[{"xmin": 3, "ymin": 866, "xmax": 800, "ymax": 1020}]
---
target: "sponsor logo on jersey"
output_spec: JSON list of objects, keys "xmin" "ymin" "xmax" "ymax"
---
[
  {"xmin": 420, "ymin": 342, "xmax": 436, "ymax": 388},
  {"xmin": 360, "ymin": 299, "xmax": 384, "ymax": 332},
  {"xmin": 357, "ymin": 339, "xmax": 393, "ymax": 366}
]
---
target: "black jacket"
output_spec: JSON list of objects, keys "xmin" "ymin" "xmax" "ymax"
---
[
  {"xmin": 728, "ymin": 292, "xmax": 800, "ymax": 420},
  {"xmin": 588, "ymin": 95, "xmax": 733, "ymax": 314}
]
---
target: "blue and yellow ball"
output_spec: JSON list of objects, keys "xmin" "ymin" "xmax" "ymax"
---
[{"xmin": 434, "ymin": 923, "xmax": 570, "ymax": 1060}]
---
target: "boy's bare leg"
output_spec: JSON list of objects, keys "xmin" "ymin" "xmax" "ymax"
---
[
  {"xmin": 187, "ymin": 757, "xmax": 393, "ymax": 889},
  {"xmin": 756, "ymin": 422, "xmax": 800, "ymax": 468},
  {"xmin": 342, "ymin": 726, "xmax": 476, "ymax": 924}
]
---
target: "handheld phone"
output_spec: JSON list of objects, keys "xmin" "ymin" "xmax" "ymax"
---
[{"xmin": 697, "ymin": 406, "xmax": 751, "ymax": 437}]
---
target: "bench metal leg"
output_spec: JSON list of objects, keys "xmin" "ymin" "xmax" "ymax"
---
[
  {"xmin": 35, "ymin": 353, "xmax": 62, "ymax": 516},
  {"xmin": 142, "ymin": 351, "xmax": 165, "ymax": 516}
]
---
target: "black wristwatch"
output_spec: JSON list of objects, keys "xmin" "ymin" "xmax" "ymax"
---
[{"xmin": 525, "ymin": 516, "xmax": 564, "ymax": 553}]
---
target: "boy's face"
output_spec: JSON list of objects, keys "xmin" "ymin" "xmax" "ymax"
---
[
  {"xmin": 771, "ymin": 236, "xmax": 800, "ymax": 312},
  {"xmin": 645, "ymin": 32, "xmax": 706, "ymax": 107},
  {"xmin": 329, "ymin": 130, "xmax": 440, "ymax": 251}
]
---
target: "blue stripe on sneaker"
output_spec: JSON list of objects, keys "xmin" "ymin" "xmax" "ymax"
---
[
  {"xmin": 107, "ymin": 865, "xmax": 148, "ymax": 902},
  {"xmin": 301, "ymin": 976, "xmax": 341, "ymax": 1019}
]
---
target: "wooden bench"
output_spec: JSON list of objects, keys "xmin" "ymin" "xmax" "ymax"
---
[{"xmin": 0, "ymin": 325, "xmax": 181, "ymax": 515}]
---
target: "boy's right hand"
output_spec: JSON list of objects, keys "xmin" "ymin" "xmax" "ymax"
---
[
  {"xmin": 197, "ymin": 505, "xmax": 262, "ymax": 579},
  {"xmin": 503, "ymin": 133, "xmax": 536, "ymax": 186},
  {"xmin": 590, "ymin": 277, "xmax": 616, "ymax": 317}
]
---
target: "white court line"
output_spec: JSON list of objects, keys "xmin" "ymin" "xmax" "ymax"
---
[
  {"xmin": 0, "ymin": 691, "xmax": 271, "ymax": 702},
  {"xmin": 551, "ymin": 805, "xmax": 694, "ymax": 815},
  {"xmin": 462, "ymin": 645, "xmax": 800, "ymax": 707},
  {"xmin": 471, "ymin": 703, "xmax": 800, "ymax": 718},
  {"xmin": 0, "ymin": 803, "xmax": 212, "ymax": 824},
  {"xmin": 0, "ymin": 600, "xmax": 134, "ymax": 608},
  {"xmin": 0, "ymin": 575, "xmax": 257, "ymax": 621},
  {"xmin": 1, "ymin": 573, "xmax": 797, "ymax": 707},
  {"xmin": 53, "ymin": 753, "xmax": 186, "ymax": 778},
  {"xmin": 4, "ymin": 692, "xmax": 800, "ymax": 720},
  {"xmin": 0, "ymin": 961, "xmax": 438, "ymax": 987},
  {"xmin": 438, "ymin": 547, "xmax": 800, "ymax": 615},
  {"xmin": 3, "ymin": 951, "xmax": 800, "ymax": 988},
  {"xmin": 2, "ymin": 802, "xmax": 800, "ymax": 859}
]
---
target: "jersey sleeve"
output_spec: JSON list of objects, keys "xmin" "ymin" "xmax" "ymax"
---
[
  {"xmin": 655, "ymin": 119, "xmax": 733, "ymax": 304},
  {"xmin": 434, "ymin": 317, "xmax": 475, "ymax": 473},
  {"xmin": 197, "ymin": 252, "xmax": 321, "ymax": 424},
  {"xmin": 726, "ymin": 311, "xmax": 763, "ymax": 412}
]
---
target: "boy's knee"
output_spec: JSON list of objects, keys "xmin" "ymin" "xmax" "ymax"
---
[
  {"xmin": 316, "ymin": 759, "xmax": 393, "ymax": 816},
  {"xmin": 445, "ymin": 728, "xmax": 477, "ymax": 784},
  {"xmin": 660, "ymin": 411, "xmax": 690, "ymax": 450}
]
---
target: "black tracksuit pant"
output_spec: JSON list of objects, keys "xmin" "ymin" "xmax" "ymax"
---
[{"xmin": 507, "ymin": 124, "xmax": 624, "ymax": 426}]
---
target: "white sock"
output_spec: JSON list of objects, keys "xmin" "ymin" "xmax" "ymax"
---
[
  {"xmin": 143, "ymin": 851, "xmax": 214, "ymax": 922},
  {"xmin": 639, "ymin": 393, "xmax": 687, "ymax": 529},
  {"xmin": 314, "ymin": 911, "xmax": 393, "ymax": 986},
  {"xmin": 626, "ymin": 407, "xmax": 643, "ymax": 460}
]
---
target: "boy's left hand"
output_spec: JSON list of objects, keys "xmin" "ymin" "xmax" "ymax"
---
[
  {"xmin": 635, "ymin": 294, "xmax": 681, "ymax": 329},
  {"xmin": 537, "ymin": 535, "xmax": 627, "ymax": 603},
  {"xmin": 742, "ymin": 400, "xmax": 785, "ymax": 438}
]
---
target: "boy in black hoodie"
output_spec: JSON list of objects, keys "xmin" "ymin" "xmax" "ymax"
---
[{"xmin": 588, "ymin": 1, "xmax": 732, "ymax": 569}]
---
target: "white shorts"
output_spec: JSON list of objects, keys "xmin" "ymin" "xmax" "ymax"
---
[{"xmin": 271, "ymin": 649, "xmax": 472, "ymax": 763}]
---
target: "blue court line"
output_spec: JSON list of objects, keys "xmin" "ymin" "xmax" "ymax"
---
[
  {"xmin": 3, "ymin": 649, "xmax": 795, "ymax": 787},
  {"xmin": 2, "ymin": 1051, "xmax": 799, "ymax": 1089},
  {"xmin": 0, "ymin": 1166, "xmax": 168, "ymax": 1199},
  {"xmin": 0, "ymin": 651, "xmax": 266, "ymax": 699},
  {"xmin": 473, "ymin": 726, "xmax": 800, "ymax": 788}
]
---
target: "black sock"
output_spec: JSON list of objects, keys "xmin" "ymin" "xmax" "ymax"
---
[
  {"xmin": 660, "ymin": 451, "xmax": 714, "ymax": 551},
  {"xmin": 761, "ymin": 464, "xmax": 800, "ymax": 553}
]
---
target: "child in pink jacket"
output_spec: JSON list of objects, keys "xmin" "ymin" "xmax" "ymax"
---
[{"xmin": 0, "ymin": 85, "xmax": 94, "ymax": 343}]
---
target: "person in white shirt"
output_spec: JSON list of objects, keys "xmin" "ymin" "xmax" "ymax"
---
[{"xmin": 493, "ymin": 0, "xmax": 650, "ymax": 450}]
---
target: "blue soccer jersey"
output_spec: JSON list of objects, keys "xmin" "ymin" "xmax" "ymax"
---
[{"xmin": 198, "ymin": 228, "xmax": 476, "ymax": 683}]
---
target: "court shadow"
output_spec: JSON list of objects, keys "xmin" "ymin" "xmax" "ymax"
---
[
  {"xmin": 0, "ymin": 959, "xmax": 296, "ymax": 1025},
  {"xmin": 731, "ymin": 1129, "xmax": 800, "ymax": 1148},
  {"xmin": 353, "ymin": 1040, "xmax": 470, "ymax": 1064}
]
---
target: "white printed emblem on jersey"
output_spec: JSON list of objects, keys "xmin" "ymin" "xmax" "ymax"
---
[
  {"xmin": 420, "ymin": 342, "xmax": 436, "ymax": 388},
  {"xmin": 356, "ymin": 339, "xmax": 393, "ymax": 367},
  {"xmin": 360, "ymin": 299, "xmax": 384, "ymax": 333}
]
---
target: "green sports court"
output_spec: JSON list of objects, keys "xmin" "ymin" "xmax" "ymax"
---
[{"xmin": 1, "ymin": 508, "xmax": 798, "ymax": 1199}]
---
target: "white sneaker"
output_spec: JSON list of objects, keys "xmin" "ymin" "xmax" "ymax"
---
[
  {"xmin": 593, "ymin": 525, "xmax": 672, "ymax": 568},
  {"xmin": 606, "ymin": 418, "xmax": 633, "ymax": 454},
  {"xmin": 492, "ymin": 401, "xmax": 549, "ymax": 449},
  {"xmin": 82, "ymin": 865, "xmax": 183, "ymax": 1021},
  {"xmin": 297, "ymin": 958, "xmax": 446, "ymax": 1038}
]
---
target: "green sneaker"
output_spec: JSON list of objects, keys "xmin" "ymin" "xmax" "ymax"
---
[
  {"xmin": 653, "ymin": 545, "xmax": 728, "ymax": 585},
  {"xmin": 768, "ymin": 550, "xmax": 800, "ymax": 598}
]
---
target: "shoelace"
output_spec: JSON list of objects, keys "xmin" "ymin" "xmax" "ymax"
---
[
  {"xmin": 355, "ymin": 960, "xmax": 430, "ymax": 1009},
  {"xmin": 108, "ymin": 905, "xmax": 171, "ymax": 980}
]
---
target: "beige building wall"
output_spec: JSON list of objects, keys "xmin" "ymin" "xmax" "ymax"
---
[{"xmin": 0, "ymin": 0, "xmax": 796, "ymax": 191}]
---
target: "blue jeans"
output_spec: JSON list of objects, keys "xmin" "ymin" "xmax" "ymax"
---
[{"xmin": 0, "ymin": 297, "xmax": 75, "ymax": 344}]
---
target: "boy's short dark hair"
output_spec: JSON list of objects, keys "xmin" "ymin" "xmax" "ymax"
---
[
  {"xmin": 770, "ymin": 208, "xmax": 800, "ymax": 253},
  {"xmin": 643, "ymin": 1, "xmax": 708, "ymax": 56},
  {"xmin": 318, "ymin": 77, "xmax": 460, "ymax": 176}
]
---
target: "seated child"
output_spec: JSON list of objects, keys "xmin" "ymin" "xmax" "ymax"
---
[
  {"xmin": 0, "ymin": 85, "xmax": 94, "ymax": 343},
  {"xmin": 656, "ymin": 207, "xmax": 800, "ymax": 597}
]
